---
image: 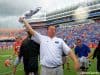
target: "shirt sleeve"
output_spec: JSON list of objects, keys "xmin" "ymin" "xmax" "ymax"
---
[
  {"xmin": 62, "ymin": 40, "xmax": 71, "ymax": 55},
  {"xmin": 31, "ymin": 31, "xmax": 43, "ymax": 44}
]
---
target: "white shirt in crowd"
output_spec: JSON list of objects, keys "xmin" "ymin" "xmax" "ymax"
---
[{"xmin": 31, "ymin": 31, "xmax": 71, "ymax": 67}]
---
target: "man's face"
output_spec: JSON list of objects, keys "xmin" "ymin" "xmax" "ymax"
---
[
  {"xmin": 76, "ymin": 40, "xmax": 82, "ymax": 46},
  {"xmin": 16, "ymin": 37, "xmax": 21, "ymax": 42},
  {"xmin": 47, "ymin": 26, "xmax": 56, "ymax": 38}
]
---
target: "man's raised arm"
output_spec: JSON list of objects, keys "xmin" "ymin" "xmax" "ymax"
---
[{"xmin": 19, "ymin": 17, "xmax": 36, "ymax": 36}]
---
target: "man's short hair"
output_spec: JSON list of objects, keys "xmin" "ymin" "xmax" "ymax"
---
[
  {"xmin": 15, "ymin": 36, "xmax": 21, "ymax": 39},
  {"xmin": 47, "ymin": 25, "xmax": 58, "ymax": 30},
  {"xmin": 76, "ymin": 38, "xmax": 81, "ymax": 41}
]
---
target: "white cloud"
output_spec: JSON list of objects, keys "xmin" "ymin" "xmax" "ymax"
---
[
  {"xmin": 0, "ymin": 0, "xmax": 40, "ymax": 16},
  {"xmin": 0, "ymin": 16, "xmax": 23, "ymax": 29},
  {"xmin": 0, "ymin": 0, "xmax": 40, "ymax": 29}
]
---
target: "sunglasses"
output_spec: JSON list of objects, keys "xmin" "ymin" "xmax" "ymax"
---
[{"xmin": 77, "ymin": 41, "xmax": 81, "ymax": 43}]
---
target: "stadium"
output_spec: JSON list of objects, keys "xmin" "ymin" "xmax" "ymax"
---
[{"xmin": 0, "ymin": 0, "xmax": 100, "ymax": 75}]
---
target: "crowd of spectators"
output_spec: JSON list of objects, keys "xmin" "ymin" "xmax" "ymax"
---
[
  {"xmin": 56, "ymin": 22, "xmax": 100, "ymax": 48},
  {"xmin": 0, "ymin": 21, "xmax": 99, "ymax": 49}
]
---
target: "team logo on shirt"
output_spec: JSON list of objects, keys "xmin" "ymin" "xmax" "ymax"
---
[{"xmin": 55, "ymin": 41, "xmax": 59, "ymax": 44}]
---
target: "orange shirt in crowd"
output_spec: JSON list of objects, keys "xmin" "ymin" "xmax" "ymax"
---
[{"xmin": 13, "ymin": 41, "xmax": 22, "ymax": 56}]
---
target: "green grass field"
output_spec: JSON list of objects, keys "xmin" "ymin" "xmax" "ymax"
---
[{"xmin": 0, "ymin": 48, "xmax": 98, "ymax": 75}]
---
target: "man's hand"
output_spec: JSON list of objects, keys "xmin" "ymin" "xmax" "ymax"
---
[
  {"xmin": 19, "ymin": 17, "xmax": 35, "ymax": 35},
  {"xmin": 74, "ymin": 61, "xmax": 80, "ymax": 71},
  {"xmin": 68, "ymin": 50, "xmax": 80, "ymax": 71},
  {"xmin": 19, "ymin": 17, "xmax": 26, "ymax": 23}
]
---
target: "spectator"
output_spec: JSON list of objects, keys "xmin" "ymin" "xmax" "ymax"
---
[
  {"xmin": 74, "ymin": 39, "xmax": 91, "ymax": 71},
  {"xmin": 19, "ymin": 31, "xmax": 40, "ymax": 75},
  {"xmin": 12, "ymin": 36, "xmax": 22, "ymax": 75},
  {"xmin": 92, "ymin": 41, "xmax": 100, "ymax": 72}
]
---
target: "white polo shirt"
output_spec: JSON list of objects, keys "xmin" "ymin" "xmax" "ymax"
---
[{"xmin": 31, "ymin": 31, "xmax": 71, "ymax": 67}]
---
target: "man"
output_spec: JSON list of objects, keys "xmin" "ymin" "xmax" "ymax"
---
[
  {"xmin": 92, "ymin": 41, "xmax": 100, "ymax": 72},
  {"xmin": 19, "ymin": 17, "xmax": 79, "ymax": 75},
  {"xmin": 12, "ymin": 36, "xmax": 22, "ymax": 75},
  {"xmin": 75, "ymin": 39, "xmax": 91, "ymax": 71},
  {"xmin": 13, "ymin": 36, "xmax": 22, "ymax": 56},
  {"xmin": 19, "ymin": 31, "xmax": 40, "ymax": 75}
]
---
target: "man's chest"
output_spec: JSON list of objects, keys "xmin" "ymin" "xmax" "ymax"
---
[{"xmin": 41, "ymin": 38, "xmax": 62, "ymax": 49}]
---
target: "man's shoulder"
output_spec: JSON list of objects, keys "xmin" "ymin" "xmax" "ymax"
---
[
  {"xmin": 82, "ymin": 44, "xmax": 88, "ymax": 47},
  {"xmin": 14, "ymin": 42, "xmax": 20, "ymax": 46},
  {"xmin": 31, "ymin": 40, "xmax": 40, "ymax": 46},
  {"xmin": 14, "ymin": 42, "xmax": 17, "ymax": 44},
  {"xmin": 75, "ymin": 46, "xmax": 79, "ymax": 49}
]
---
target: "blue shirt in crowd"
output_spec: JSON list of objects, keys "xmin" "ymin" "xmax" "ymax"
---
[{"xmin": 75, "ymin": 44, "xmax": 91, "ymax": 58}]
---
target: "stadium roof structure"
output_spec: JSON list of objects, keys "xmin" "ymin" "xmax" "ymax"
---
[
  {"xmin": 28, "ymin": 0, "xmax": 100, "ymax": 27},
  {"xmin": 0, "ymin": 36, "xmax": 15, "ymax": 42},
  {"xmin": 46, "ymin": 1, "xmax": 100, "ymax": 17},
  {"xmin": 46, "ymin": 1, "xmax": 100, "ymax": 21}
]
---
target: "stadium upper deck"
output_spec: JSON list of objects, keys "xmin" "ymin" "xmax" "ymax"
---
[{"xmin": 27, "ymin": 0, "xmax": 100, "ymax": 27}]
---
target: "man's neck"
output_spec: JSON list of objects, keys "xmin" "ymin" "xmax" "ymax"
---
[
  {"xmin": 49, "ymin": 36, "xmax": 55, "ymax": 39},
  {"xmin": 78, "ymin": 45, "xmax": 82, "ymax": 47}
]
